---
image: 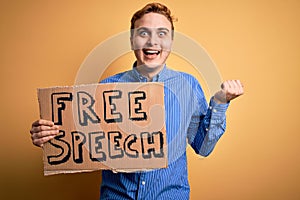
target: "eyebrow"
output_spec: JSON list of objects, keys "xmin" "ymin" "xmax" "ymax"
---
[
  {"xmin": 136, "ymin": 27, "xmax": 170, "ymax": 32},
  {"xmin": 157, "ymin": 27, "xmax": 170, "ymax": 32}
]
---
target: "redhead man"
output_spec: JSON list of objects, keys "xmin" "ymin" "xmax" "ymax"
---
[{"xmin": 30, "ymin": 3, "xmax": 243, "ymax": 200}]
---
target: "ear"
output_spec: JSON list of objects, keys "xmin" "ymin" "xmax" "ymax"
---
[{"xmin": 130, "ymin": 37, "xmax": 134, "ymax": 50}]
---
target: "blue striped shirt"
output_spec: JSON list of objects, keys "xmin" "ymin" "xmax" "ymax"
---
[{"xmin": 99, "ymin": 65, "xmax": 229, "ymax": 200}]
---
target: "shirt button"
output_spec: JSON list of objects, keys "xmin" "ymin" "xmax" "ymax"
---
[
  {"xmin": 213, "ymin": 109, "xmax": 217, "ymax": 113},
  {"xmin": 205, "ymin": 128, "xmax": 209, "ymax": 131},
  {"xmin": 141, "ymin": 181, "xmax": 146, "ymax": 185}
]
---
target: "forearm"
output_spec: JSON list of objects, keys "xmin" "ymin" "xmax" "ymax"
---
[{"xmin": 190, "ymin": 98, "xmax": 229, "ymax": 156}]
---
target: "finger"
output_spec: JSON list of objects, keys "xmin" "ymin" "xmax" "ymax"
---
[
  {"xmin": 33, "ymin": 135, "xmax": 56, "ymax": 147},
  {"xmin": 226, "ymin": 80, "xmax": 237, "ymax": 91},
  {"xmin": 223, "ymin": 81, "xmax": 235, "ymax": 101},
  {"xmin": 32, "ymin": 119, "xmax": 55, "ymax": 127},
  {"xmin": 31, "ymin": 129, "xmax": 59, "ymax": 140},
  {"xmin": 221, "ymin": 81, "xmax": 230, "ymax": 90},
  {"xmin": 236, "ymin": 80, "xmax": 244, "ymax": 95},
  {"xmin": 30, "ymin": 125, "xmax": 59, "ymax": 135},
  {"xmin": 232, "ymin": 80, "xmax": 242, "ymax": 95},
  {"xmin": 227, "ymin": 80, "xmax": 243, "ymax": 96},
  {"xmin": 236, "ymin": 80, "xmax": 243, "ymax": 88},
  {"xmin": 229, "ymin": 80, "xmax": 243, "ymax": 95}
]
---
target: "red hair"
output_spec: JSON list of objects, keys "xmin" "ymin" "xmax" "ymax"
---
[{"xmin": 130, "ymin": 3, "xmax": 175, "ymax": 37}]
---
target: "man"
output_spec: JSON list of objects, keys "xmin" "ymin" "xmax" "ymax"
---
[{"xmin": 30, "ymin": 3, "xmax": 243, "ymax": 199}]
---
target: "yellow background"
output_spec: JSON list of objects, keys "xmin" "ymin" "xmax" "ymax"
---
[{"xmin": 1, "ymin": 0, "xmax": 299, "ymax": 199}]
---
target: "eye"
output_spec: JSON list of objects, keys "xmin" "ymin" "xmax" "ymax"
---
[
  {"xmin": 139, "ymin": 30, "xmax": 149, "ymax": 37},
  {"xmin": 158, "ymin": 31, "xmax": 167, "ymax": 37}
]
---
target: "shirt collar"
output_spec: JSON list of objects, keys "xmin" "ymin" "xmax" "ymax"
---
[{"xmin": 132, "ymin": 62, "xmax": 167, "ymax": 82}]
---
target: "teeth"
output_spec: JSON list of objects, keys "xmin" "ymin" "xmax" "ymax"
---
[
  {"xmin": 143, "ymin": 49, "xmax": 160, "ymax": 55},
  {"xmin": 146, "ymin": 50, "xmax": 158, "ymax": 54}
]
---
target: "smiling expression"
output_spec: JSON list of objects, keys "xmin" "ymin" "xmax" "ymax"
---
[{"xmin": 130, "ymin": 13, "xmax": 173, "ymax": 72}]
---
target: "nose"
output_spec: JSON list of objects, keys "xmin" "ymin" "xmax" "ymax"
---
[{"xmin": 147, "ymin": 33, "xmax": 159, "ymax": 46}]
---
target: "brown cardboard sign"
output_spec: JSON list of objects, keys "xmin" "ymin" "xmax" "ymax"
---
[{"xmin": 38, "ymin": 82, "xmax": 167, "ymax": 176}]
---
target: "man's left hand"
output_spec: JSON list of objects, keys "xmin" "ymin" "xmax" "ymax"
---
[{"xmin": 213, "ymin": 80, "xmax": 244, "ymax": 104}]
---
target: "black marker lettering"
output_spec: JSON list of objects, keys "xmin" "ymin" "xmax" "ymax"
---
[
  {"xmin": 108, "ymin": 131, "xmax": 124, "ymax": 159},
  {"xmin": 47, "ymin": 130, "xmax": 71, "ymax": 165},
  {"xmin": 141, "ymin": 131, "xmax": 164, "ymax": 159},
  {"xmin": 128, "ymin": 91, "xmax": 147, "ymax": 121},
  {"xmin": 71, "ymin": 131, "xmax": 86, "ymax": 163},
  {"xmin": 89, "ymin": 131, "xmax": 106, "ymax": 162},
  {"xmin": 77, "ymin": 91, "xmax": 101, "ymax": 126},
  {"xmin": 124, "ymin": 134, "xmax": 139, "ymax": 158},
  {"xmin": 51, "ymin": 93, "xmax": 72, "ymax": 125},
  {"xmin": 103, "ymin": 90, "xmax": 123, "ymax": 123}
]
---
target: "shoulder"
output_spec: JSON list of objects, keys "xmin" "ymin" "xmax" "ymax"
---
[
  {"xmin": 179, "ymin": 71, "xmax": 199, "ymax": 83},
  {"xmin": 170, "ymin": 69, "xmax": 205, "ymax": 97},
  {"xmin": 167, "ymin": 68, "xmax": 200, "ymax": 85}
]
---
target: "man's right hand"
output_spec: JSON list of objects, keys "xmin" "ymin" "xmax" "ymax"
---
[{"xmin": 30, "ymin": 119, "xmax": 59, "ymax": 147}]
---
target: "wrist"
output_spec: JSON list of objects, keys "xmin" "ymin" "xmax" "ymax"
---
[{"xmin": 213, "ymin": 95, "xmax": 228, "ymax": 104}]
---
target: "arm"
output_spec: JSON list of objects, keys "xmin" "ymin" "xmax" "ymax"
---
[{"xmin": 189, "ymin": 80, "xmax": 244, "ymax": 156}]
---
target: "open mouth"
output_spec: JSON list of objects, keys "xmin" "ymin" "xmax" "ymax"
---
[{"xmin": 143, "ymin": 49, "xmax": 161, "ymax": 56}]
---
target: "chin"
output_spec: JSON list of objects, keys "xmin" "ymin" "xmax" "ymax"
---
[{"xmin": 138, "ymin": 62, "xmax": 164, "ymax": 69}]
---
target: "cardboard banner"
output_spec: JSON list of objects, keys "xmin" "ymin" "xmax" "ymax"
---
[{"xmin": 38, "ymin": 82, "xmax": 167, "ymax": 175}]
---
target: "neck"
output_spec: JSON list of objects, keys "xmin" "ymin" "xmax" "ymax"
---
[{"xmin": 135, "ymin": 63, "xmax": 164, "ymax": 81}]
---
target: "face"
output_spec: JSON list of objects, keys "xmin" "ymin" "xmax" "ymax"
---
[{"xmin": 131, "ymin": 13, "xmax": 173, "ymax": 70}]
